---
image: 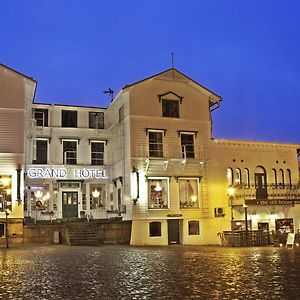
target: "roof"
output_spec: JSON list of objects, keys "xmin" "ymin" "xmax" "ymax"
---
[
  {"xmin": 122, "ymin": 67, "xmax": 222, "ymax": 101},
  {"xmin": 0, "ymin": 63, "xmax": 37, "ymax": 82}
]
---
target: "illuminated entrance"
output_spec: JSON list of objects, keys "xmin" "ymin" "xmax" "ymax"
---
[{"xmin": 62, "ymin": 191, "xmax": 78, "ymax": 218}]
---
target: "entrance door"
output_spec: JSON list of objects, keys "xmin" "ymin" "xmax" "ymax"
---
[
  {"xmin": 168, "ymin": 219, "xmax": 180, "ymax": 244},
  {"xmin": 62, "ymin": 191, "xmax": 78, "ymax": 218},
  {"xmin": 255, "ymin": 173, "xmax": 268, "ymax": 199}
]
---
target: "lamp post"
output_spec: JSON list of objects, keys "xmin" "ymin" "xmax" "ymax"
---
[
  {"xmin": 243, "ymin": 203, "xmax": 249, "ymax": 246},
  {"xmin": 5, "ymin": 209, "xmax": 9, "ymax": 248},
  {"xmin": 228, "ymin": 187, "xmax": 235, "ymax": 246}
]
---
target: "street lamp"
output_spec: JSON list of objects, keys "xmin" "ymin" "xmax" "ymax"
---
[
  {"xmin": 243, "ymin": 203, "xmax": 249, "ymax": 246},
  {"xmin": 228, "ymin": 187, "xmax": 235, "ymax": 247}
]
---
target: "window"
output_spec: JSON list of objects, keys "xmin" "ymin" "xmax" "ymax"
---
[
  {"xmin": 149, "ymin": 131, "xmax": 163, "ymax": 157},
  {"xmin": 62, "ymin": 110, "xmax": 77, "ymax": 127},
  {"xmin": 179, "ymin": 178, "xmax": 199, "ymax": 208},
  {"xmin": 119, "ymin": 105, "xmax": 124, "ymax": 122},
  {"xmin": 33, "ymin": 140, "xmax": 48, "ymax": 164},
  {"xmin": 0, "ymin": 176, "xmax": 12, "ymax": 212},
  {"xmin": 272, "ymin": 169, "xmax": 277, "ymax": 187},
  {"xmin": 34, "ymin": 108, "xmax": 48, "ymax": 126},
  {"xmin": 63, "ymin": 141, "xmax": 77, "ymax": 164},
  {"xmin": 162, "ymin": 99, "xmax": 179, "ymax": 118},
  {"xmin": 235, "ymin": 168, "xmax": 242, "ymax": 185},
  {"xmin": 91, "ymin": 142, "xmax": 104, "ymax": 165},
  {"xmin": 243, "ymin": 168, "xmax": 250, "ymax": 188},
  {"xmin": 148, "ymin": 177, "xmax": 169, "ymax": 209},
  {"xmin": 279, "ymin": 169, "xmax": 284, "ymax": 187},
  {"xmin": 188, "ymin": 220, "xmax": 200, "ymax": 235},
  {"xmin": 181, "ymin": 134, "xmax": 195, "ymax": 158},
  {"xmin": 90, "ymin": 184, "xmax": 106, "ymax": 209},
  {"xmin": 227, "ymin": 168, "xmax": 234, "ymax": 186},
  {"xmin": 286, "ymin": 169, "xmax": 292, "ymax": 188},
  {"xmin": 149, "ymin": 222, "xmax": 161, "ymax": 237},
  {"xmin": 89, "ymin": 112, "xmax": 104, "ymax": 129}
]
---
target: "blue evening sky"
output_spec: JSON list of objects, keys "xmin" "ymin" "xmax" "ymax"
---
[{"xmin": 1, "ymin": 1, "xmax": 300, "ymax": 143}]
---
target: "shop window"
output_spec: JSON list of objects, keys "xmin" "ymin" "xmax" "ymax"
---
[
  {"xmin": 188, "ymin": 220, "xmax": 200, "ymax": 235},
  {"xmin": 149, "ymin": 131, "xmax": 163, "ymax": 157},
  {"xmin": 32, "ymin": 140, "xmax": 48, "ymax": 164},
  {"xmin": 63, "ymin": 141, "xmax": 77, "ymax": 164},
  {"xmin": 149, "ymin": 222, "xmax": 161, "ymax": 237},
  {"xmin": 62, "ymin": 110, "xmax": 77, "ymax": 128},
  {"xmin": 181, "ymin": 134, "xmax": 195, "ymax": 158},
  {"xmin": 33, "ymin": 108, "xmax": 48, "ymax": 127},
  {"xmin": 179, "ymin": 178, "xmax": 199, "ymax": 208},
  {"xmin": 275, "ymin": 218, "xmax": 294, "ymax": 233},
  {"xmin": 227, "ymin": 168, "xmax": 234, "ymax": 186},
  {"xmin": 91, "ymin": 142, "xmax": 104, "ymax": 165},
  {"xmin": 89, "ymin": 112, "xmax": 104, "ymax": 129},
  {"xmin": 0, "ymin": 176, "xmax": 12, "ymax": 212},
  {"xmin": 148, "ymin": 177, "xmax": 169, "ymax": 209},
  {"xmin": 162, "ymin": 99, "xmax": 179, "ymax": 118},
  {"xmin": 90, "ymin": 184, "xmax": 106, "ymax": 209}
]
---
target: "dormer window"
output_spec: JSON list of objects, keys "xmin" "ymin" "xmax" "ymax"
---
[{"xmin": 159, "ymin": 91, "xmax": 183, "ymax": 118}]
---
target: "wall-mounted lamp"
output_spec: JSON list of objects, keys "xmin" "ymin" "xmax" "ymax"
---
[
  {"xmin": 131, "ymin": 168, "xmax": 139, "ymax": 204},
  {"xmin": 92, "ymin": 189, "xmax": 100, "ymax": 198}
]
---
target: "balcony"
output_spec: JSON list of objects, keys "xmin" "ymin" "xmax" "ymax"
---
[{"xmin": 231, "ymin": 184, "xmax": 300, "ymax": 206}]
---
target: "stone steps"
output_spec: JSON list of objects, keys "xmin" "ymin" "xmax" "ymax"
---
[{"xmin": 67, "ymin": 222, "xmax": 99, "ymax": 246}]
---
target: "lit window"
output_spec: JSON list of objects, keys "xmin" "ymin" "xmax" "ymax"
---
[
  {"xmin": 162, "ymin": 99, "xmax": 179, "ymax": 118},
  {"xmin": 179, "ymin": 178, "xmax": 199, "ymax": 208},
  {"xmin": 91, "ymin": 142, "xmax": 104, "ymax": 165},
  {"xmin": 188, "ymin": 220, "xmax": 200, "ymax": 235},
  {"xmin": 148, "ymin": 177, "xmax": 169, "ymax": 209},
  {"xmin": 149, "ymin": 131, "xmax": 163, "ymax": 157},
  {"xmin": 62, "ymin": 110, "xmax": 77, "ymax": 128},
  {"xmin": 90, "ymin": 184, "xmax": 106, "ymax": 209},
  {"xmin": 89, "ymin": 112, "xmax": 104, "ymax": 129},
  {"xmin": 227, "ymin": 168, "xmax": 234, "ymax": 186},
  {"xmin": 0, "ymin": 176, "xmax": 12, "ymax": 212},
  {"xmin": 63, "ymin": 141, "xmax": 77, "ymax": 164},
  {"xmin": 149, "ymin": 222, "xmax": 161, "ymax": 237},
  {"xmin": 181, "ymin": 134, "xmax": 195, "ymax": 158},
  {"xmin": 243, "ymin": 168, "xmax": 250, "ymax": 188},
  {"xmin": 235, "ymin": 168, "xmax": 242, "ymax": 185}
]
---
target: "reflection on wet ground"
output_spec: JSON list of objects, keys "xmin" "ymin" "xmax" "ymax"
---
[{"xmin": 1, "ymin": 245, "xmax": 300, "ymax": 299}]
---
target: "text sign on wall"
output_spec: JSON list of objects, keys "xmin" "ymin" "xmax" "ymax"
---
[{"xmin": 27, "ymin": 167, "xmax": 108, "ymax": 179}]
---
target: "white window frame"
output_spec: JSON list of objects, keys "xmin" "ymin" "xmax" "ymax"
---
[
  {"xmin": 178, "ymin": 177, "xmax": 200, "ymax": 209},
  {"xmin": 62, "ymin": 139, "xmax": 78, "ymax": 165},
  {"xmin": 90, "ymin": 141, "xmax": 105, "ymax": 165},
  {"xmin": 147, "ymin": 176, "xmax": 170, "ymax": 209},
  {"xmin": 148, "ymin": 130, "xmax": 164, "ymax": 158}
]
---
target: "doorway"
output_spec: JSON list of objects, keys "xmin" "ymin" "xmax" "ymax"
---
[
  {"xmin": 167, "ymin": 219, "xmax": 180, "ymax": 244},
  {"xmin": 62, "ymin": 191, "xmax": 78, "ymax": 218}
]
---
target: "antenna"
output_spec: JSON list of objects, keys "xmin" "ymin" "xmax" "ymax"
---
[
  {"xmin": 171, "ymin": 52, "xmax": 175, "ymax": 68},
  {"xmin": 103, "ymin": 88, "xmax": 114, "ymax": 101}
]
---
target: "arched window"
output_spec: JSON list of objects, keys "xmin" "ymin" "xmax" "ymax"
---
[
  {"xmin": 149, "ymin": 222, "xmax": 161, "ymax": 237},
  {"xmin": 188, "ymin": 220, "xmax": 200, "ymax": 235},
  {"xmin": 279, "ymin": 169, "xmax": 284, "ymax": 188},
  {"xmin": 286, "ymin": 169, "xmax": 292, "ymax": 188},
  {"xmin": 243, "ymin": 168, "xmax": 250, "ymax": 188},
  {"xmin": 235, "ymin": 168, "xmax": 242, "ymax": 186},
  {"xmin": 227, "ymin": 168, "xmax": 234, "ymax": 186},
  {"xmin": 272, "ymin": 169, "xmax": 277, "ymax": 187}
]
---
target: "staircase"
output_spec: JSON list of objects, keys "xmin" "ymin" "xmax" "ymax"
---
[{"xmin": 67, "ymin": 222, "xmax": 99, "ymax": 246}]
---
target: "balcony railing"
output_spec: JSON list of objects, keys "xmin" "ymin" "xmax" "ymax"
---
[{"xmin": 231, "ymin": 183, "xmax": 300, "ymax": 205}]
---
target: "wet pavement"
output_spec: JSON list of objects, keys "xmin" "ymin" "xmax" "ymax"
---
[{"xmin": 1, "ymin": 245, "xmax": 300, "ymax": 300}]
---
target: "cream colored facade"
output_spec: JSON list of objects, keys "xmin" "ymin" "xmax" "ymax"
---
[
  {"xmin": 2, "ymin": 64, "xmax": 299, "ymax": 245},
  {"xmin": 0, "ymin": 64, "xmax": 36, "ymax": 240}
]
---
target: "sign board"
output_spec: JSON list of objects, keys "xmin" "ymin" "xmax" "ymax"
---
[{"xmin": 286, "ymin": 233, "xmax": 295, "ymax": 247}]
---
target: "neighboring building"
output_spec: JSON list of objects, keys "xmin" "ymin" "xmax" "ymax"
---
[
  {"xmin": 2, "ymin": 64, "xmax": 299, "ymax": 245},
  {"xmin": 0, "ymin": 64, "xmax": 36, "ymax": 241}
]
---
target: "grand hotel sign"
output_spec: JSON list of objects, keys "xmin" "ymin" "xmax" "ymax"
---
[{"xmin": 27, "ymin": 166, "xmax": 108, "ymax": 180}]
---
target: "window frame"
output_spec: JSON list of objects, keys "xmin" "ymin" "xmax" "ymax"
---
[
  {"xmin": 147, "ymin": 176, "xmax": 169, "ymax": 209},
  {"xmin": 89, "ymin": 112, "xmax": 104, "ymax": 129},
  {"xmin": 32, "ymin": 139, "xmax": 48, "ymax": 164},
  {"xmin": 34, "ymin": 108, "xmax": 48, "ymax": 127},
  {"xmin": 149, "ymin": 221, "xmax": 162, "ymax": 237},
  {"xmin": 162, "ymin": 99, "xmax": 180, "ymax": 118},
  {"xmin": 188, "ymin": 220, "xmax": 200, "ymax": 235},
  {"xmin": 91, "ymin": 141, "xmax": 105, "ymax": 165},
  {"xmin": 178, "ymin": 177, "xmax": 200, "ymax": 209},
  {"xmin": 62, "ymin": 140, "xmax": 78, "ymax": 165},
  {"xmin": 148, "ymin": 130, "xmax": 164, "ymax": 158},
  {"xmin": 61, "ymin": 110, "xmax": 78, "ymax": 128},
  {"xmin": 180, "ymin": 133, "xmax": 195, "ymax": 159}
]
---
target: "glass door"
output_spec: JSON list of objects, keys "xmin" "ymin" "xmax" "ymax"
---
[{"xmin": 62, "ymin": 191, "xmax": 78, "ymax": 218}]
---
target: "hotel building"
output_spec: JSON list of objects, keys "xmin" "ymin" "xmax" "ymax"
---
[{"xmin": 2, "ymin": 64, "xmax": 300, "ymax": 245}]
